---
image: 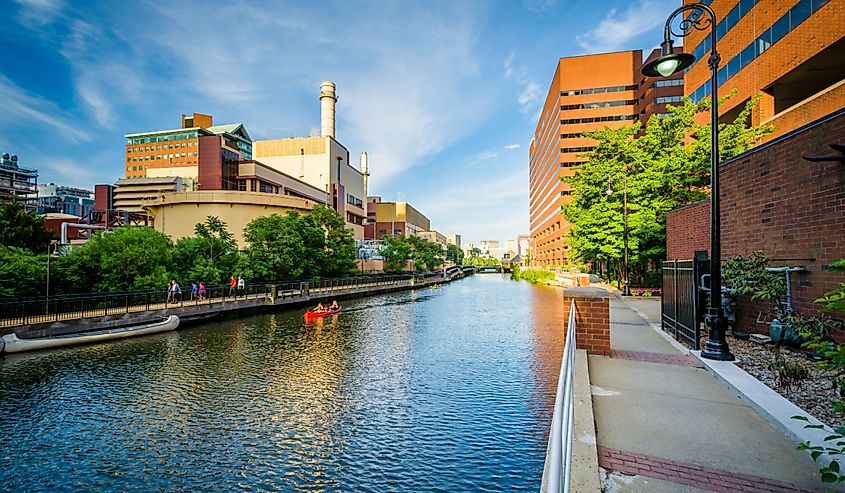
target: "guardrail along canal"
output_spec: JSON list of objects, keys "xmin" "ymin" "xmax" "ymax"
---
[{"xmin": 0, "ymin": 274, "xmax": 565, "ymax": 491}]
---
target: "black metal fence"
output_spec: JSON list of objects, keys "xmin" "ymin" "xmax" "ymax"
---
[
  {"xmin": 661, "ymin": 259, "xmax": 708, "ymax": 350},
  {"xmin": 1, "ymin": 272, "xmax": 445, "ymax": 328}
]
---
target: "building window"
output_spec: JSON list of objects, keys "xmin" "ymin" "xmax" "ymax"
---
[
  {"xmin": 560, "ymin": 100, "xmax": 636, "ymax": 110},
  {"xmin": 560, "ymin": 114, "xmax": 637, "ymax": 125},
  {"xmin": 654, "ymin": 96, "xmax": 683, "ymax": 104},
  {"xmin": 653, "ymin": 79, "xmax": 683, "ymax": 88},
  {"xmin": 559, "ymin": 84, "xmax": 636, "ymax": 96},
  {"xmin": 560, "ymin": 146, "xmax": 596, "ymax": 153}
]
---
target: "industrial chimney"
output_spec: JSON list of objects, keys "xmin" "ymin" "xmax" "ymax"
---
[
  {"xmin": 360, "ymin": 151, "xmax": 369, "ymax": 196},
  {"xmin": 320, "ymin": 81, "xmax": 337, "ymax": 138}
]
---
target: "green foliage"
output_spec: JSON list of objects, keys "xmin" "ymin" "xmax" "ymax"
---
[
  {"xmin": 0, "ymin": 198, "xmax": 53, "ymax": 253},
  {"xmin": 563, "ymin": 94, "xmax": 773, "ymax": 277},
  {"xmin": 0, "ymin": 246, "xmax": 47, "ymax": 298},
  {"xmin": 242, "ymin": 213, "xmax": 324, "ymax": 281},
  {"xmin": 56, "ymin": 227, "xmax": 173, "ymax": 293},
  {"xmin": 817, "ymin": 259, "xmax": 845, "ymax": 314},
  {"xmin": 381, "ymin": 235, "xmax": 412, "ymax": 273},
  {"xmin": 723, "ymin": 252, "xmax": 786, "ymax": 308},
  {"xmin": 511, "ymin": 267, "xmax": 555, "ymax": 284},
  {"xmin": 172, "ymin": 216, "xmax": 239, "ymax": 285},
  {"xmin": 406, "ymin": 235, "xmax": 445, "ymax": 271},
  {"xmin": 310, "ymin": 204, "xmax": 357, "ymax": 277},
  {"xmin": 446, "ymin": 243, "xmax": 464, "ymax": 265}
]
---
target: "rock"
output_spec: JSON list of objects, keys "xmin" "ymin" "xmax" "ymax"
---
[{"xmin": 749, "ymin": 334, "xmax": 772, "ymax": 344}]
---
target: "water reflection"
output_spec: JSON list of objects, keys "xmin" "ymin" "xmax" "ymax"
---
[{"xmin": 0, "ymin": 274, "xmax": 564, "ymax": 492}]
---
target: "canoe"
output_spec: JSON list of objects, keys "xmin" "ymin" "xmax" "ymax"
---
[
  {"xmin": 0, "ymin": 315, "xmax": 180, "ymax": 354},
  {"xmin": 304, "ymin": 307, "xmax": 341, "ymax": 320}
]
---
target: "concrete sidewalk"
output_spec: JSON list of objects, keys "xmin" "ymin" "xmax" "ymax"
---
[{"xmin": 589, "ymin": 296, "xmax": 825, "ymax": 493}]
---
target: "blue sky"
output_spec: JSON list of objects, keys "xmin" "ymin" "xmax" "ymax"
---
[{"xmin": 0, "ymin": 0, "xmax": 677, "ymax": 244}]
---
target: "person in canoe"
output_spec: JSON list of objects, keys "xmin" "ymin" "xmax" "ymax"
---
[
  {"xmin": 314, "ymin": 302, "xmax": 326, "ymax": 312},
  {"xmin": 329, "ymin": 300, "xmax": 339, "ymax": 311}
]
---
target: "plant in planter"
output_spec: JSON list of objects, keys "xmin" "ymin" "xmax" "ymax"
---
[{"xmin": 722, "ymin": 252, "xmax": 793, "ymax": 343}]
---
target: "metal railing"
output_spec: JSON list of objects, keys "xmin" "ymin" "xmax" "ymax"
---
[
  {"xmin": 0, "ymin": 272, "xmax": 445, "ymax": 328},
  {"xmin": 542, "ymin": 299, "xmax": 576, "ymax": 493}
]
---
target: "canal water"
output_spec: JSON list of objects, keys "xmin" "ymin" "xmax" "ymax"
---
[{"xmin": 0, "ymin": 274, "xmax": 565, "ymax": 492}]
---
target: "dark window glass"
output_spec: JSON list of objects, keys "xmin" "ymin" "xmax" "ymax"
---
[
  {"xmin": 740, "ymin": 42, "xmax": 755, "ymax": 69},
  {"xmin": 740, "ymin": 0, "xmax": 756, "ymax": 15},
  {"xmin": 790, "ymin": 0, "xmax": 811, "ymax": 28},
  {"xmin": 814, "ymin": 0, "xmax": 830, "ymax": 11},
  {"xmin": 717, "ymin": 67, "xmax": 727, "ymax": 86},
  {"xmin": 726, "ymin": 57, "xmax": 740, "ymax": 80},
  {"xmin": 770, "ymin": 15, "xmax": 789, "ymax": 44},
  {"xmin": 756, "ymin": 28, "xmax": 772, "ymax": 56},
  {"xmin": 726, "ymin": 5, "xmax": 740, "ymax": 30}
]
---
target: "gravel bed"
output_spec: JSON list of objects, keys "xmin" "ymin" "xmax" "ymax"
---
[{"xmin": 726, "ymin": 335, "xmax": 845, "ymax": 430}]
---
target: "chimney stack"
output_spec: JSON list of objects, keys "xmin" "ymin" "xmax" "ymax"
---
[
  {"xmin": 320, "ymin": 81, "xmax": 337, "ymax": 138},
  {"xmin": 360, "ymin": 151, "xmax": 369, "ymax": 197}
]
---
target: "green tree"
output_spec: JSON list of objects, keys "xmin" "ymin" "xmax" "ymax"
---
[
  {"xmin": 446, "ymin": 243, "xmax": 464, "ymax": 265},
  {"xmin": 0, "ymin": 246, "xmax": 47, "ymax": 298},
  {"xmin": 381, "ymin": 235, "xmax": 412, "ymax": 273},
  {"xmin": 407, "ymin": 235, "xmax": 445, "ymax": 271},
  {"xmin": 0, "ymin": 198, "xmax": 52, "ymax": 253},
  {"xmin": 172, "ymin": 216, "xmax": 239, "ymax": 285},
  {"xmin": 563, "ymin": 93, "xmax": 773, "ymax": 283},
  {"xmin": 55, "ymin": 227, "xmax": 173, "ymax": 292},
  {"xmin": 242, "ymin": 212, "xmax": 325, "ymax": 281},
  {"xmin": 309, "ymin": 204, "xmax": 357, "ymax": 277}
]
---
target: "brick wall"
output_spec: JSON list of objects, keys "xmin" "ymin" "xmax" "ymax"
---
[
  {"xmin": 666, "ymin": 200, "xmax": 710, "ymax": 260},
  {"xmin": 665, "ymin": 109, "xmax": 845, "ymax": 333},
  {"xmin": 563, "ymin": 287, "xmax": 610, "ymax": 356}
]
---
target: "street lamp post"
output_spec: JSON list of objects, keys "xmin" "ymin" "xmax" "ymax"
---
[
  {"xmin": 642, "ymin": 2, "xmax": 733, "ymax": 360},
  {"xmin": 606, "ymin": 173, "xmax": 630, "ymax": 296}
]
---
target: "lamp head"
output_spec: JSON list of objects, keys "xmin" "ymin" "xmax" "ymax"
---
[{"xmin": 641, "ymin": 39, "xmax": 696, "ymax": 78}]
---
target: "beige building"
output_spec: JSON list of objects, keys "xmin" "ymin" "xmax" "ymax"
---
[
  {"xmin": 253, "ymin": 82, "xmax": 368, "ymax": 239},
  {"xmin": 416, "ymin": 230, "xmax": 447, "ymax": 247},
  {"xmin": 365, "ymin": 197, "xmax": 431, "ymax": 239},
  {"xmin": 143, "ymin": 191, "xmax": 316, "ymax": 249},
  {"xmin": 113, "ymin": 177, "xmax": 185, "ymax": 213},
  {"xmin": 446, "ymin": 233, "xmax": 461, "ymax": 249}
]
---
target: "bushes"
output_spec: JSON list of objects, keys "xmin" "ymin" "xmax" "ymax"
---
[{"xmin": 512, "ymin": 267, "xmax": 555, "ymax": 284}]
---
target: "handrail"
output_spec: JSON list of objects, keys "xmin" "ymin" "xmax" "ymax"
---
[{"xmin": 542, "ymin": 299, "xmax": 576, "ymax": 493}]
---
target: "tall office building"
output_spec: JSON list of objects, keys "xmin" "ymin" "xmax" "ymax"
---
[
  {"xmin": 529, "ymin": 50, "xmax": 684, "ymax": 266},
  {"xmin": 37, "ymin": 184, "xmax": 94, "ymax": 217},
  {"xmin": 0, "ymin": 152, "xmax": 38, "ymax": 206},
  {"xmin": 684, "ymin": 0, "xmax": 844, "ymax": 140}
]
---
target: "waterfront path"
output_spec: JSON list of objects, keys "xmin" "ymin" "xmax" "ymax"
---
[{"xmin": 590, "ymin": 295, "xmax": 825, "ymax": 492}]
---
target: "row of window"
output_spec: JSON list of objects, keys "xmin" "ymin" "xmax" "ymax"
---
[
  {"xmin": 560, "ymin": 85, "xmax": 636, "ymax": 96},
  {"xmin": 126, "ymin": 165, "xmax": 145, "ymax": 171},
  {"xmin": 128, "ymin": 142, "xmax": 194, "ymax": 152},
  {"xmin": 127, "ymin": 152, "xmax": 197, "ymax": 162},
  {"xmin": 346, "ymin": 193, "xmax": 363, "ymax": 208},
  {"xmin": 560, "ymin": 100, "xmax": 636, "ymax": 111},
  {"xmin": 560, "ymin": 146, "xmax": 596, "ymax": 154},
  {"xmin": 654, "ymin": 95, "xmax": 683, "ymax": 104},
  {"xmin": 690, "ymin": 0, "xmax": 829, "ymax": 103},
  {"xmin": 127, "ymin": 132, "xmax": 200, "ymax": 145},
  {"xmin": 560, "ymin": 132, "xmax": 583, "ymax": 139},
  {"xmin": 652, "ymin": 79, "xmax": 683, "ymax": 88},
  {"xmin": 688, "ymin": 0, "xmax": 759, "ymax": 70},
  {"xmin": 560, "ymin": 114, "xmax": 637, "ymax": 125}
]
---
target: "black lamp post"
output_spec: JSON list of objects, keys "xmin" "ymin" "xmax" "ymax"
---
[
  {"xmin": 642, "ymin": 2, "xmax": 733, "ymax": 361},
  {"xmin": 606, "ymin": 173, "xmax": 630, "ymax": 296}
]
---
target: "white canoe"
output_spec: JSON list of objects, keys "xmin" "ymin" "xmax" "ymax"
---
[{"xmin": 0, "ymin": 315, "xmax": 180, "ymax": 354}]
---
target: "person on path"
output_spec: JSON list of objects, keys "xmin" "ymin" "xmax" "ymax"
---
[
  {"xmin": 198, "ymin": 282, "xmax": 206, "ymax": 301},
  {"xmin": 190, "ymin": 282, "xmax": 198, "ymax": 301},
  {"xmin": 229, "ymin": 275, "xmax": 237, "ymax": 296},
  {"xmin": 169, "ymin": 280, "xmax": 182, "ymax": 304},
  {"xmin": 237, "ymin": 276, "xmax": 245, "ymax": 296},
  {"xmin": 166, "ymin": 280, "xmax": 174, "ymax": 303}
]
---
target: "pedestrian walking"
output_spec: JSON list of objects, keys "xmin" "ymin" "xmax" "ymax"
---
[
  {"xmin": 169, "ymin": 280, "xmax": 182, "ymax": 304},
  {"xmin": 166, "ymin": 280, "xmax": 174, "ymax": 304},
  {"xmin": 237, "ymin": 276, "xmax": 245, "ymax": 296},
  {"xmin": 190, "ymin": 282, "xmax": 198, "ymax": 301},
  {"xmin": 229, "ymin": 275, "xmax": 237, "ymax": 296},
  {"xmin": 198, "ymin": 282, "xmax": 206, "ymax": 301}
]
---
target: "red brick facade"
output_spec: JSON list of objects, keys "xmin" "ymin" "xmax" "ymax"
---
[
  {"xmin": 666, "ymin": 200, "xmax": 711, "ymax": 260},
  {"xmin": 665, "ymin": 109, "xmax": 845, "ymax": 333},
  {"xmin": 563, "ymin": 287, "xmax": 610, "ymax": 356}
]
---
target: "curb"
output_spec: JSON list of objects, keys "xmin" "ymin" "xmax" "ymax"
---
[
  {"xmin": 572, "ymin": 349, "xmax": 602, "ymax": 492},
  {"xmin": 690, "ymin": 350, "xmax": 835, "ymax": 469}
]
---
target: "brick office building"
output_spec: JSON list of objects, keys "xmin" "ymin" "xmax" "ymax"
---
[
  {"xmin": 683, "ymin": 0, "xmax": 845, "ymax": 141},
  {"xmin": 665, "ymin": 108, "xmax": 845, "ymax": 333},
  {"xmin": 529, "ymin": 50, "xmax": 684, "ymax": 266}
]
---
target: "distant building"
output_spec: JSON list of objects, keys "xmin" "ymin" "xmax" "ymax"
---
[
  {"xmin": 253, "ymin": 82, "xmax": 368, "ymax": 239},
  {"xmin": 446, "ymin": 233, "xmax": 462, "ymax": 249},
  {"xmin": 480, "ymin": 240, "xmax": 499, "ymax": 249},
  {"xmin": 113, "ymin": 176, "xmax": 186, "ymax": 213},
  {"xmin": 364, "ymin": 196, "xmax": 431, "ymax": 239},
  {"xmin": 0, "ymin": 152, "xmax": 38, "ymax": 205},
  {"xmin": 37, "ymin": 183, "xmax": 94, "ymax": 217},
  {"xmin": 505, "ymin": 238, "xmax": 517, "ymax": 253},
  {"xmin": 416, "ymin": 230, "xmax": 447, "ymax": 247},
  {"xmin": 517, "ymin": 234, "xmax": 531, "ymax": 256}
]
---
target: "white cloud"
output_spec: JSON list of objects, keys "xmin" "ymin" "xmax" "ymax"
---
[
  {"xmin": 504, "ymin": 50, "xmax": 516, "ymax": 79},
  {"xmin": 504, "ymin": 144, "xmax": 521, "ymax": 150},
  {"xmin": 517, "ymin": 80, "xmax": 542, "ymax": 114},
  {"xmin": 13, "ymin": 0, "xmax": 65, "ymax": 27},
  {"xmin": 0, "ymin": 75, "xmax": 90, "ymax": 142},
  {"xmin": 576, "ymin": 0, "xmax": 677, "ymax": 53}
]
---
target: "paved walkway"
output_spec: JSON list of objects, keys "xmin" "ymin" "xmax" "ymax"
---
[{"xmin": 590, "ymin": 296, "xmax": 826, "ymax": 493}]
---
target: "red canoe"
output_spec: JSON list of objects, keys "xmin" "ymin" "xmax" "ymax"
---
[{"xmin": 304, "ymin": 307, "xmax": 342, "ymax": 320}]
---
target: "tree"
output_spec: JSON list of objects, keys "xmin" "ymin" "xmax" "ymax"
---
[
  {"xmin": 55, "ymin": 227, "xmax": 173, "ymax": 293},
  {"xmin": 309, "ymin": 204, "xmax": 357, "ymax": 277},
  {"xmin": 0, "ymin": 198, "xmax": 52, "ymax": 253},
  {"xmin": 172, "ymin": 216, "xmax": 239, "ymax": 285},
  {"xmin": 563, "ymin": 93, "xmax": 773, "ymax": 283},
  {"xmin": 242, "ymin": 213, "xmax": 325, "ymax": 281},
  {"xmin": 0, "ymin": 247, "xmax": 47, "ymax": 298},
  {"xmin": 446, "ymin": 243, "xmax": 464, "ymax": 265},
  {"xmin": 406, "ymin": 235, "xmax": 445, "ymax": 271},
  {"xmin": 381, "ymin": 235, "xmax": 412, "ymax": 273}
]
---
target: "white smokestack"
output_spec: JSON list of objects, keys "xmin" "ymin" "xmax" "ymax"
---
[
  {"xmin": 320, "ymin": 81, "xmax": 337, "ymax": 138},
  {"xmin": 360, "ymin": 151, "xmax": 369, "ymax": 198}
]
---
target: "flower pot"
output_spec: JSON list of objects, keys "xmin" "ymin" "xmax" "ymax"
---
[{"xmin": 769, "ymin": 318, "xmax": 800, "ymax": 345}]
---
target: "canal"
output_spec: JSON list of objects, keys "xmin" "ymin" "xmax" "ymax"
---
[{"xmin": 0, "ymin": 274, "xmax": 566, "ymax": 492}]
